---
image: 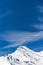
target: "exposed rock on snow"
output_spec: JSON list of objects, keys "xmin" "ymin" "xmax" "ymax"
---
[{"xmin": 0, "ymin": 46, "xmax": 43, "ymax": 65}]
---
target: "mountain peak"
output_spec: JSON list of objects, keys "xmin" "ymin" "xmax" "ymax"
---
[{"xmin": 0, "ymin": 46, "xmax": 43, "ymax": 65}]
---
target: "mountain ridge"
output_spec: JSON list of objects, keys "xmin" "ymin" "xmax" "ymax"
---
[{"xmin": 0, "ymin": 46, "xmax": 43, "ymax": 65}]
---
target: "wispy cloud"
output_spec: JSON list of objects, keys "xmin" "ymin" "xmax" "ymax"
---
[
  {"xmin": 0, "ymin": 51, "xmax": 8, "ymax": 56},
  {"xmin": 37, "ymin": 6, "xmax": 43, "ymax": 13},
  {"xmin": 0, "ymin": 5, "xmax": 43, "ymax": 49},
  {"xmin": 33, "ymin": 5, "xmax": 43, "ymax": 30},
  {"xmin": 38, "ymin": 17, "xmax": 43, "ymax": 22},
  {"xmin": 37, "ymin": 6, "xmax": 43, "ymax": 22},
  {"xmin": 1, "ymin": 31, "xmax": 43, "ymax": 48},
  {"xmin": 32, "ymin": 24, "xmax": 43, "ymax": 30},
  {"xmin": 0, "ymin": 50, "xmax": 11, "ymax": 56}
]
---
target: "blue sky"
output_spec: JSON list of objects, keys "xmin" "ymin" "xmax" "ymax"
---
[{"xmin": 0, "ymin": 0, "xmax": 43, "ymax": 56}]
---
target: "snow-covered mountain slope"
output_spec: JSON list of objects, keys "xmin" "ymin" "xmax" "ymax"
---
[{"xmin": 0, "ymin": 46, "xmax": 43, "ymax": 65}]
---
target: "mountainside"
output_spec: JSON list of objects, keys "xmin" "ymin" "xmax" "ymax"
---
[{"xmin": 0, "ymin": 46, "xmax": 43, "ymax": 65}]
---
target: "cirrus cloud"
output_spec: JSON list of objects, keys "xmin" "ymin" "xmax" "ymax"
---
[
  {"xmin": 37, "ymin": 6, "xmax": 43, "ymax": 13},
  {"xmin": 0, "ymin": 31, "xmax": 43, "ymax": 48},
  {"xmin": 32, "ymin": 24, "xmax": 43, "ymax": 30}
]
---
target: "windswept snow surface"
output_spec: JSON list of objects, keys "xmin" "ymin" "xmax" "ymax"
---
[
  {"xmin": 0, "ymin": 46, "xmax": 43, "ymax": 65},
  {"xmin": 0, "ymin": 56, "xmax": 10, "ymax": 65}
]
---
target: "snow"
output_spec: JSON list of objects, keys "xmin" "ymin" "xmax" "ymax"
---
[
  {"xmin": 0, "ymin": 56, "xmax": 10, "ymax": 65},
  {"xmin": 0, "ymin": 46, "xmax": 43, "ymax": 65}
]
